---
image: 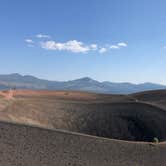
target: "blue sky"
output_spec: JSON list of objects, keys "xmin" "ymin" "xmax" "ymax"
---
[{"xmin": 1, "ymin": 0, "xmax": 166, "ymax": 84}]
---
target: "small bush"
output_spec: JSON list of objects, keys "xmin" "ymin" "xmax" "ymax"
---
[{"xmin": 153, "ymin": 137, "xmax": 159, "ymax": 144}]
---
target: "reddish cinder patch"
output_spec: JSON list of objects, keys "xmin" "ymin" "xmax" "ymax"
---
[{"xmin": 0, "ymin": 90, "xmax": 14, "ymax": 100}]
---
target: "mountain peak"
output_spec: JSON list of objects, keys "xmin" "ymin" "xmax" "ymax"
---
[
  {"xmin": 74, "ymin": 77, "xmax": 99, "ymax": 83},
  {"xmin": 79, "ymin": 77, "xmax": 94, "ymax": 81},
  {"xmin": 9, "ymin": 73, "xmax": 22, "ymax": 77}
]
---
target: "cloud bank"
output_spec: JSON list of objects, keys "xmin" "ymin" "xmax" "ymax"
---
[
  {"xmin": 25, "ymin": 34, "xmax": 128, "ymax": 54},
  {"xmin": 99, "ymin": 48, "xmax": 107, "ymax": 53},
  {"xmin": 36, "ymin": 34, "xmax": 50, "ymax": 39},
  {"xmin": 41, "ymin": 40, "xmax": 91, "ymax": 53}
]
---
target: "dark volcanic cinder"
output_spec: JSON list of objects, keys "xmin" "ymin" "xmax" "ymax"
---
[
  {"xmin": 0, "ymin": 90, "xmax": 166, "ymax": 142},
  {"xmin": 0, "ymin": 121, "xmax": 166, "ymax": 166},
  {"xmin": 0, "ymin": 90, "xmax": 166, "ymax": 166}
]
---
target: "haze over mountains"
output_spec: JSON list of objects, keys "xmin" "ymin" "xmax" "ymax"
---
[{"xmin": 0, "ymin": 73, "xmax": 166, "ymax": 94}]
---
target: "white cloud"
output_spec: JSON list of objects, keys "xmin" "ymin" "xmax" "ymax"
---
[
  {"xmin": 41, "ymin": 40, "xmax": 90, "ymax": 53},
  {"xmin": 117, "ymin": 42, "xmax": 127, "ymax": 47},
  {"xmin": 99, "ymin": 47, "xmax": 107, "ymax": 53},
  {"xmin": 25, "ymin": 39, "xmax": 34, "ymax": 43},
  {"xmin": 36, "ymin": 34, "xmax": 50, "ymax": 39},
  {"xmin": 90, "ymin": 44, "xmax": 98, "ymax": 50},
  {"xmin": 41, "ymin": 41, "xmax": 127, "ymax": 54},
  {"xmin": 110, "ymin": 45, "xmax": 119, "ymax": 49},
  {"xmin": 109, "ymin": 42, "xmax": 128, "ymax": 50},
  {"xmin": 25, "ymin": 34, "xmax": 128, "ymax": 54}
]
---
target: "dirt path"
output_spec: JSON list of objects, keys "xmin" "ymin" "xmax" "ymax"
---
[{"xmin": 0, "ymin": 90, "xmax": 14, "ymax": 100}]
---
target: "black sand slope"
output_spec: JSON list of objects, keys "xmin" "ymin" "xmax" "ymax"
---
[
  {"xmin": 0, "ymin": 121, "xmax": 166, "ymax": 166},
  {"xmin": 0, "ymin": 90, "xmax": 166, "ymax": 142},
  {"xmin": 0, "ymin": 90, "xmax": 166, "ymax": 165},
  {"xmin": 131, "ymin": 89, "xmax": 166, "ymax": 102},
  {"xmin": 131, "ymin": 89, "xmax": 166, "ymax": 109}
]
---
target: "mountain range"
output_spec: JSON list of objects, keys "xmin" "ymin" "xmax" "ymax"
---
[{"xmin": 0, "ymin": 73, "xmax": 166, "ymax": 94}]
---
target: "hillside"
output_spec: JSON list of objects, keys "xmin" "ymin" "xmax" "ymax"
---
[
  {"xmin": 131, "ymin": 90, "xmax": 166, "ymax": 109},
  {"xmin": 0, "ymin": 121, "xmax": 166, "ymax": 166},
  {"xmin": 0, "ymin": 90, "xmax": 166, "ymax": 142},
  {"xmin": 0, "ymin": 89, "xmax": 166, "ymax": 165},
  {"xmin": 0, "ymin": 73, "xmax": 166, "ymax": 94}
]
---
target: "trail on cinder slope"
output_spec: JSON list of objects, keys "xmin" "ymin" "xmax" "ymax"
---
[
  {"xmin": 0, "ymin": 90, "xmax": 166, "ymax": 142},
  {"xmin": 131, "ymin": 89, "xmax": 166, "ymax": 102},
  {"xmin": 131, "ymin": 89, "xmax": 166, "ymax": 109},
  {"xmin": 0, "ymin": 90, "xmax": 166, "ymax": 165}
]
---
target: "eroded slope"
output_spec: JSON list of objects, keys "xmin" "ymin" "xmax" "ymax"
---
[
  {"xmin": 0, "ymin": 90, "xmax": 166, "ymax": 142},
  {"xmin": 0, "ymin": 121, "xmax": 166, "ymax": 166}
]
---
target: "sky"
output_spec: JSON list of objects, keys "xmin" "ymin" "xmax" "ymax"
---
[{"xmin": 1, "ymin": 0, "xmax": 166, "ymax": 84}]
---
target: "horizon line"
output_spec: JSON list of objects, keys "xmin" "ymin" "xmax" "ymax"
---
[{"xmin": 0, "ymin": 73, "xmax": 166, "ymax": 86}]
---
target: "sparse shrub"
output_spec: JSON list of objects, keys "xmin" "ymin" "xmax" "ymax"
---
[{"xmin": 153, "ymin": 137, "xmax": 159, "ymax": 144}]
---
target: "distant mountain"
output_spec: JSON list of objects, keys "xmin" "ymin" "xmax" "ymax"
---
[
  {"xmin": 102, "ymin": 81, "xmax": 166, "ymax": 94},
  {"xmin": 0, "ymin": 73, "xmax": 166, "ymax": 94}
]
